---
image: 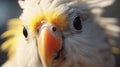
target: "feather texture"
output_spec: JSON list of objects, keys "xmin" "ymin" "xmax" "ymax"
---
[
  {"xmin": 18, "ymin": 0, "xmax": 114, "ymax": 25},
  {"xmin": 1, "ymin": 19, "xmax": 23, "ymax": 59},
  {"xmin": 1, "ymin": 0, "xmax": 116, "ymax": 67}
]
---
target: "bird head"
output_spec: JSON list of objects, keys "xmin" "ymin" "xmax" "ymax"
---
[
  {"xmin": 21, "ymin": 9, "xmax": 86, "ymax": 67},
  {"xmin": 19, "ymin": 0, "xmax": 114, "ymax": 67},
  {"xmin": 1, "ymin": 0, "xmax": 115, "ymax": 67},
  {"xmin": 19, "ymin": 7, "xmax": 84, "ymax": 67}
]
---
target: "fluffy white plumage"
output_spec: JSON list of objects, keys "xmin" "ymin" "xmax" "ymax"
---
[
  {"xmin": 18, "ymin": 0, "xmax": 114, "ymax": 25},
  {"xmin": 1, "ymin": 0, "xmax": 117, "ymax": 67}
]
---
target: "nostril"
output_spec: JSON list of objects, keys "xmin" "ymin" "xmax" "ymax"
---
[{"xmin": 52, "ymin": 27, "xmax": 57, "ymax": 32}]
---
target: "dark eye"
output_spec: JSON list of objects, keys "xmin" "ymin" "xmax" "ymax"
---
[
  {"xmin": 73, "ymin": 16, "xmax": 82, "ymax": 30},
  {"xmin": 23, "ymin": 27, "xmax": 28, "ymax": 38}
]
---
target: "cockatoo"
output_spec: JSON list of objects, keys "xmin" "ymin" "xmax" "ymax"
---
[{"xmin": 0, "ymin": 0, "xmax": 117, "ymax": 67}]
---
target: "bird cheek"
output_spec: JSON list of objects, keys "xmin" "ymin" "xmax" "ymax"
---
[{"xmin": 37, "ymin": 27, "xmax": 62, "ymax": 67}]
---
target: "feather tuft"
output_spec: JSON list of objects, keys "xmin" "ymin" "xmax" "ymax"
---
[{"xmin": 0, "ymin": 19, "xmax": 23, "ymax": 59}]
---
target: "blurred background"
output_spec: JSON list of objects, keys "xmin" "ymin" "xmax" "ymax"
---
[
  {"xmin": 0, "ymin": 0, "xmax": 21, "ymax": 66},
  {"xmin": 0, "ymin": 0, "xmax": 119, "ymax": 67}
]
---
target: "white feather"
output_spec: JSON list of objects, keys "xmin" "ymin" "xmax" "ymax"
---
[{"xmin": 2, "ymin": 0, "xmax": 116, "ymax": 67}]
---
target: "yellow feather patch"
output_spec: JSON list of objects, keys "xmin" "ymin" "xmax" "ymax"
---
[
  {"xmin": 0, "ymin": 19, "xmax": 23, "ymax": 59},
  {"xmin": 29, "ymin": 11, "xmax": 67, "ymax": 35}
]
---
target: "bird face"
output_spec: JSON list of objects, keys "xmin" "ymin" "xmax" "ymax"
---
[
  {"xmin": 18, "ymin": 0, "xmax": 109, "ymax": 67},
  {"xmin": 22, "ymin": 10, "xmax": 85, "ymax": 67}
]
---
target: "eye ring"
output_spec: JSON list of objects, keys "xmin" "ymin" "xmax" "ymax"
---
[{"xmin": 73, "ymin": 16, "xmax": 82, "ymax": 30}]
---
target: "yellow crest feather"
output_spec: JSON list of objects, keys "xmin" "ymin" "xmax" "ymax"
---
[
  {"xmin": 0, "ymin": 19, "xmax": 23, "ymax": 59},
  {"xmin": 29, "ymin": 11, "xmax": 67, "ymax": 35}
]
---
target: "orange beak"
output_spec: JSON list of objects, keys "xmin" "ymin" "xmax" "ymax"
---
[{"xmin": 37, "ymin": 27, "xmax": 62, "ymax": 67}]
